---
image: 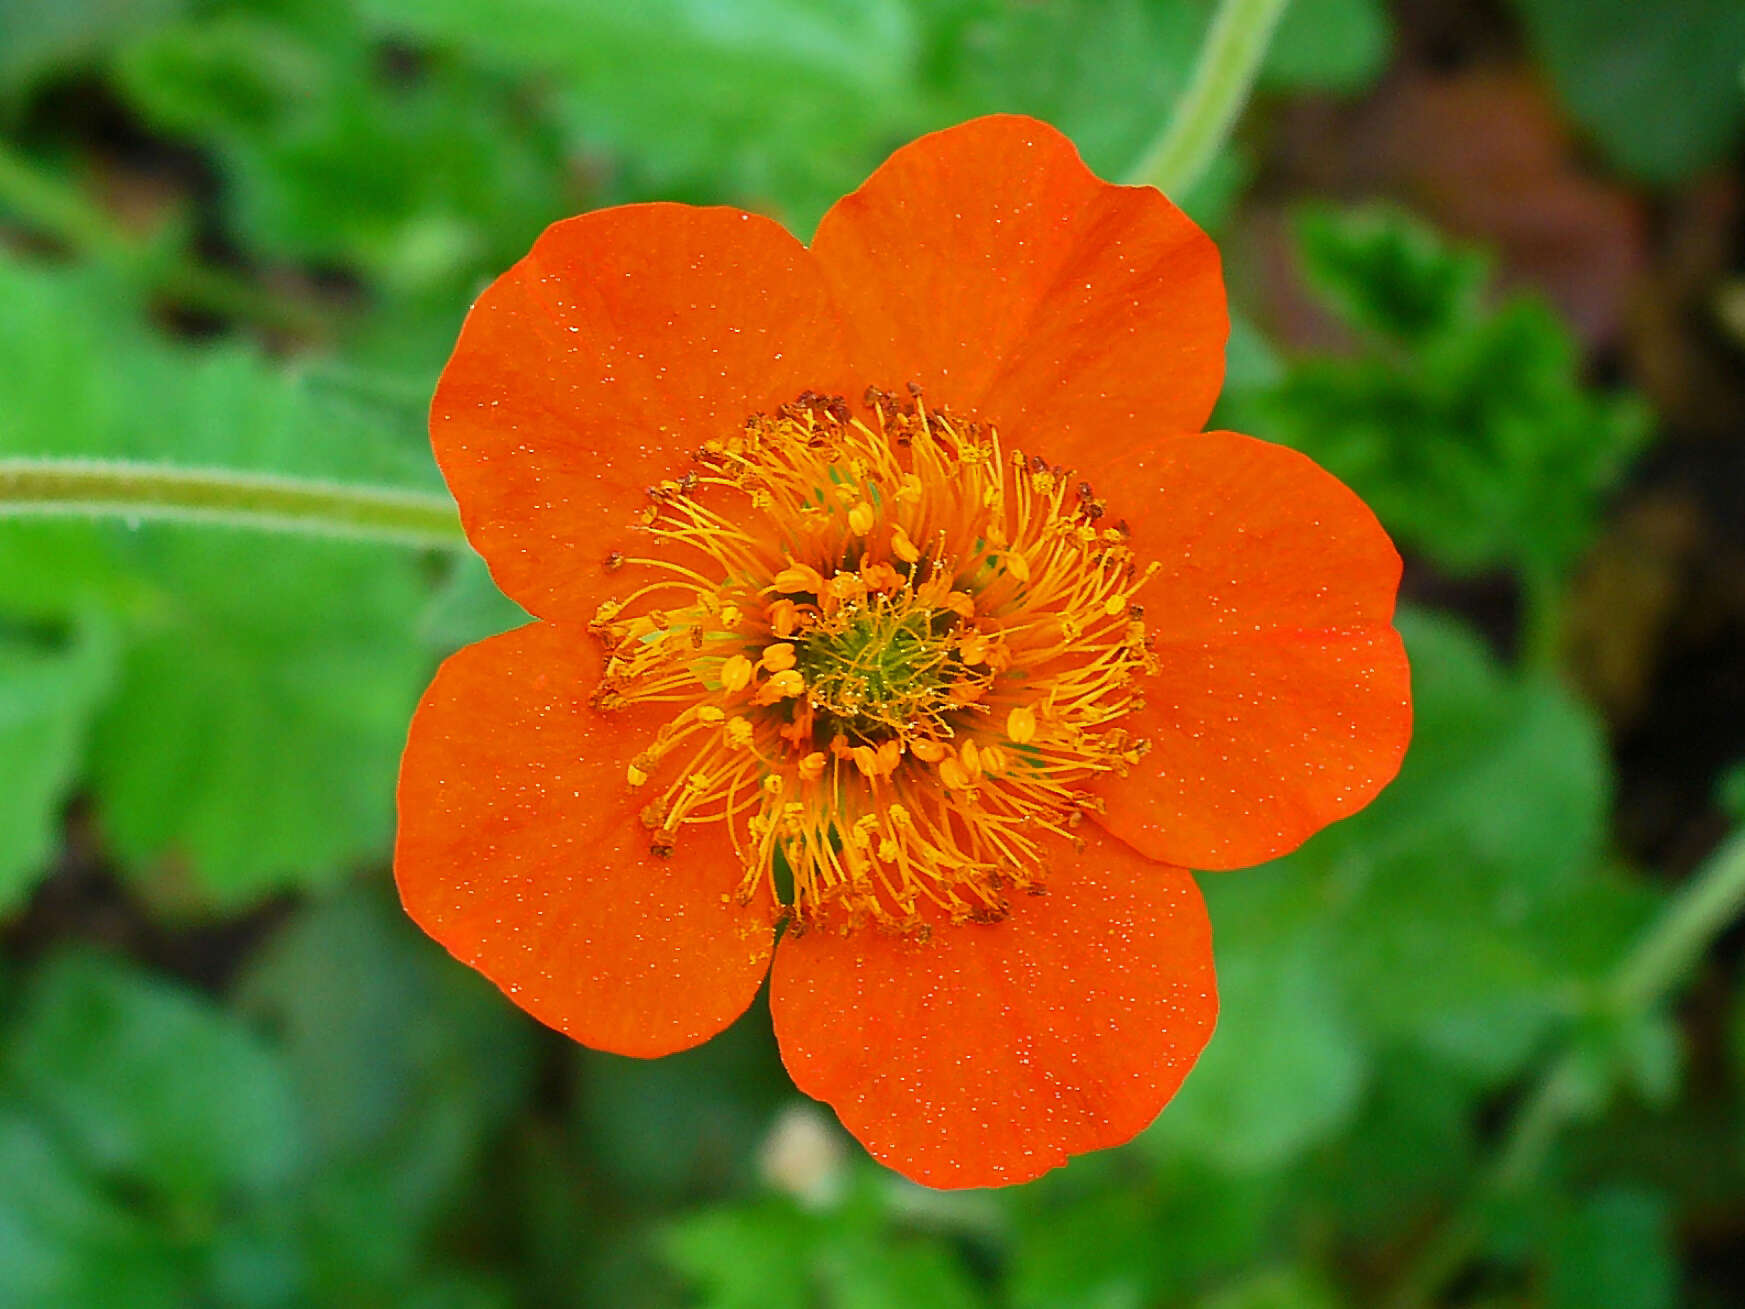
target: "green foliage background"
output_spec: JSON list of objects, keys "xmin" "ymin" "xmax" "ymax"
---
[{"xmin": 1, "ymin": 1, "xmax": 1742, "ymax": 1305}]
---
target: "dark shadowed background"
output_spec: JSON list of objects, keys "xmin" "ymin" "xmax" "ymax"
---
[{"xmin": 1, "ymin": 0, "xmax": 1743, "ymax": 1305}]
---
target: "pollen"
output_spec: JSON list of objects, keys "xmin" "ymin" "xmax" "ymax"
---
[{"xmin": 586, "ymin": 389, "xmax": 1159, "ymax": 935}]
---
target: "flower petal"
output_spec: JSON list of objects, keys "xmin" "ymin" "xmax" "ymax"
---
[
  {"xmin": 1090, "ymin": 431, "xmax": 1412, "ymax": 870},
  {"xmin": 769, "ymin": 830, "xmax": 1216, "ymax": 1189},
  {"xmin": 811, "ymin": 114, "xmax": 1226, "ymax": 447},
  {"xmin": 395, "ymin": 622, "xmax": 775, "ymax": 1057},
  {"xmin": 433, "ymin": 203, "xmax": 854, "ymax": 620}
]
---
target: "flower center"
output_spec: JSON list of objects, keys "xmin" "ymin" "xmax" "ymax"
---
[{"xmin": 589, "ymin": 389, "xmax": 1157, "ymax": 935}]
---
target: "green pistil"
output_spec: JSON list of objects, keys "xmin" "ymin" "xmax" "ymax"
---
[{"xmin": 797, "ymin": 603, "xmax": 955, "ymax": 737}]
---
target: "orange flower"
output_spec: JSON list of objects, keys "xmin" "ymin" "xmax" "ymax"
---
[{"xmin": 395, "ymin": 116, "xmax": 1411, "ymax": 1189}]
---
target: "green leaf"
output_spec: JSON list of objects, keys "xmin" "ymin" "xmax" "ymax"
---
[
  {"xmin": 0, "ymin": 1109, "xmax": 186, "ymax": 1308},
  {"xmin": 1237, "ymin": 207, "xmax": 1651, "ymax": 577},
  {"xmin": 360, "ymin": 0, "xmax": 925, "ymax": 232},
  {"xmin": 0, "ymin": 615, "xmax": 115, "ymax": 909},
  {"xmin": 236, "ymin": 887, "xmax": 536, "ymax": 1235},
  {"xmin": 7, "ymin": 949, "xmax": 302, "ymax": 1209},
  {"xmin": 1147, "ymin": 867, "xmax": 1367, "ymax": 1172},
  {"xmin": 577, "ymin": 998, "xmax": 789, "ymax": 1202},
  {"xmin": 1545, "ymin": 1188, "xmax": 1677, "ymax": 1309},
  {"xmin": 0, "ymin": 0, "xmax": 184, "ymax": 94},
  {"xmin": 1512, "ymin": 0, "xmax": 1745, "ymax": 185},
  {"xmin": 1008, "ymin": 1161, "xmax": 1278, "ymax": 1309},
  {"xmin": 663, "ymin": 1203, "xmax": 817, "ymax": 1309},
  {"xmin": 0, "ymin": 256, "xmax": 437, "ymax": 900},
  {"xmin": 115, "ymin": 11, "xmax": 574, "ymax": 293},
  {"xmin": 420, "ymin": 554, "xmax": 529, "ymax": 652},
  {"xmin": 1260, "ymin": 0, "xmax": 1391, "ymax": 94},
  {"xmin": 1306, "ymin": 611, "xmax": 1657, "ymax": 1080}
]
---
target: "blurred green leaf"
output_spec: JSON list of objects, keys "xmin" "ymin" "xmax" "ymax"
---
[
  {"xmin": 0, "ymin": 1109, "xmax": 186, "ymax": 1308},
  {"xmin": 1149, "ymin": 869, "xmax": 1366, "ymax": 1172},
  {"xmin": 115, "ymin": 11, "xmax": 574, "ymax": 293},
  {"xmin": 578, "ymin": 998, "xmax": 789, "ymax": 1202},
  {"xmin": 0, "ymin": 256, "xmax": 437, "ymax": 900},
  {"xmin": 1260, "ymin": 0, "xmax": 1391, "ymax": 94},
  {"xmin": 361, "ymin": 0, "xmax": 924, "ymax": 232},
  {"xmin": 1196, "ymin": 1265, "xmax": 1345, "ymax": 1309},
  {"xmin": 1545, "ymin": 1187, "xmax": 1677, "ymax": 1309},
  {"xmin": 236, "ymin": 885, "xmax": 536, "ymax": 1281},
  {"xmin": 1233, "ymin": 206, "xmax": 1651, "ymax": 578},
  {"xmin": 0, "ymin": 615, "xmax": 115, "ymax": 908},
  {"xmin": 1513, "ymin": 0, "xmax": 1745, "ymax": 185},
  {"xmin": 1007, "ymin": 1160, "xmax": 1278, "ymax": 1309},
  {"xmin": 664, "ymin": 1202, "xmax": 817, "ymax": 1309},
  {"xmin": 419, "ymin": 554, "xmax": 529, "ymax": 652},
  {"xmin": 0, "ymin": 0, "xmax": 183, "ymax": 95},
  {"xmin": 1310, "ymin": 611, "xmax": 1653, "ymax": 1078},
  {"xmin": 7, "ymin": 949, "xmax": 302, "ymax": 1208}
]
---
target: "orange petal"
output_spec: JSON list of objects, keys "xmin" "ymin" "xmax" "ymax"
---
[
  {"xmin": 811, "ymin": 114, "xmax": 1226, "ymax": 449},
  {"xmin": 1091, "ymin": 430, "xmax": 1412, "ymax": 870},
  {"xmin": 395, "ymin": 622, "xmax": 775, "ymax": 1057},
  {"xmin": 433, "ymin": 203, "xmax": 854, "ymax": 621},
  {"xmin": 769, "ymin": 829, "xmax": 1216, "ymax": 1189}
]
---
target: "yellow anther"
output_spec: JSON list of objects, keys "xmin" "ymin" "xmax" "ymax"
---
[
  {"xmin": 890, "ymin": 526, "xmax": 920, "ymax": 564},
  {"xmin": 847, "ymin": 501, "xmax": 875, "ymax": 535},
  {"xmin": 958, "ymin": 631, "xmax": 989, "ymax": 665},
  {"xmin": 725, "ymin": 717, "xmax": 755, "ymax": 749},
  {"xmin": 942, "ymin": 591, "xmax": 976, "ymax": 619},
  {"xmin": 626, "ymin": 763, "xmax": 650, "ymax": 787},
  {"xmin": 760, "ymin": 642, "xmax": 796, "ymax": 672},
  {"xmin": 1005, "ymin": 551, "xmax": 1032, "ymax": 583},
  {"xmin": 938, "ymin": 756, "xmax": 973, "ymax": 791},
  {"xmin": 910, "ymin": 738, "xmax": 947, "ymax": 763},
  {"xmin": 765, "ymin": 669, "xmax": 805, "ymax": 698},
  {"xmin": 1103, "ymin": 595, "xmax": 1127, "ymax": 618},
  {"xmin": 695, "ymin": 705, "xmax": 726, "ymax": 725},
  {"xmin": 877, "ymin": 838, "xmax": 899, "ymax": 861},
  {"xmin": 895, "ymin": 473, "xmax": 923, "ymax": 504},
  {"xmin": 960, "ymin": 738, "xmax": 982, "ymax": 779},
  {"xmin": 980, "ymin": 744, "xmax": 1010, "ymax": 776},
  {"xmin": 720, "ymin": 604, "xmax": 742, "ymax": 627},
  {"xmin": 1007, "ymin": 705, "xmax": 1037, "ymax": 744},
  {"xmin": 767, "ymin": 598, "xmax": 799, "ymax": 637},
  {"xmin": 887, "ymin": 803, "xmax": 912, "ymax": 827},
  {"xmin": 686, "ymin": 771, "xmax": 712, "ymax": 793},
  {"xmin": 762, "ymin": 774, "xmax": 785, "ymax": 795},
  {"xmin": 771, "ymin": 563, "xmax": 825, "ymax": 593},
  {"xmin": 720, "ymin": 654, "xmax": 754, "ymax": 693},
  {"xmin": 798, "ymin": 751, "xmax": 827, "ymax": 781}
]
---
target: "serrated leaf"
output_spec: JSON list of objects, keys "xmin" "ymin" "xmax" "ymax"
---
[
  {"xmin": 1238, "ymin": 207, "xmax": 1651, "ymax": 577},
  {"xmin": 7, "ymin": 949, "xmax": 303, "ymax": 1208},
  {"xmin": 1513, "ymin": 0, "xmax": 1745, "ymax": 185},
  {"xmin": 0, "ymin": 615, "xmax": 115, "ymax": 909}
]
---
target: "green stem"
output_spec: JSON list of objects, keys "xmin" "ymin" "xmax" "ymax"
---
[
  {"xmin": 1386, "ymin": 827, "xmax": 1745, "ymax": 1307},
  {"xmin": 0, "ymin": 140, "xmax": 328, "ymax": 338},
  {"xmin": 0, "ymin": 457, "xmax": 466, "ymax": 549},
  {"xmin": 1127, "ymin": 0, "xmax": 1291, "ymax": 196}
]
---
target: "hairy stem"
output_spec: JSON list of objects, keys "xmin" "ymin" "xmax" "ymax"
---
[
  {"xmin": 0, "ymin": 457, "xmax": 466, "ymax": 549},
  {"xmin": 1387, "ymin": 827, "xmax": 1745, "ymax": 1306},
  {"xmin": 1128, "ymin": 0, "xmax": 1291, "ymax": 197}
]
